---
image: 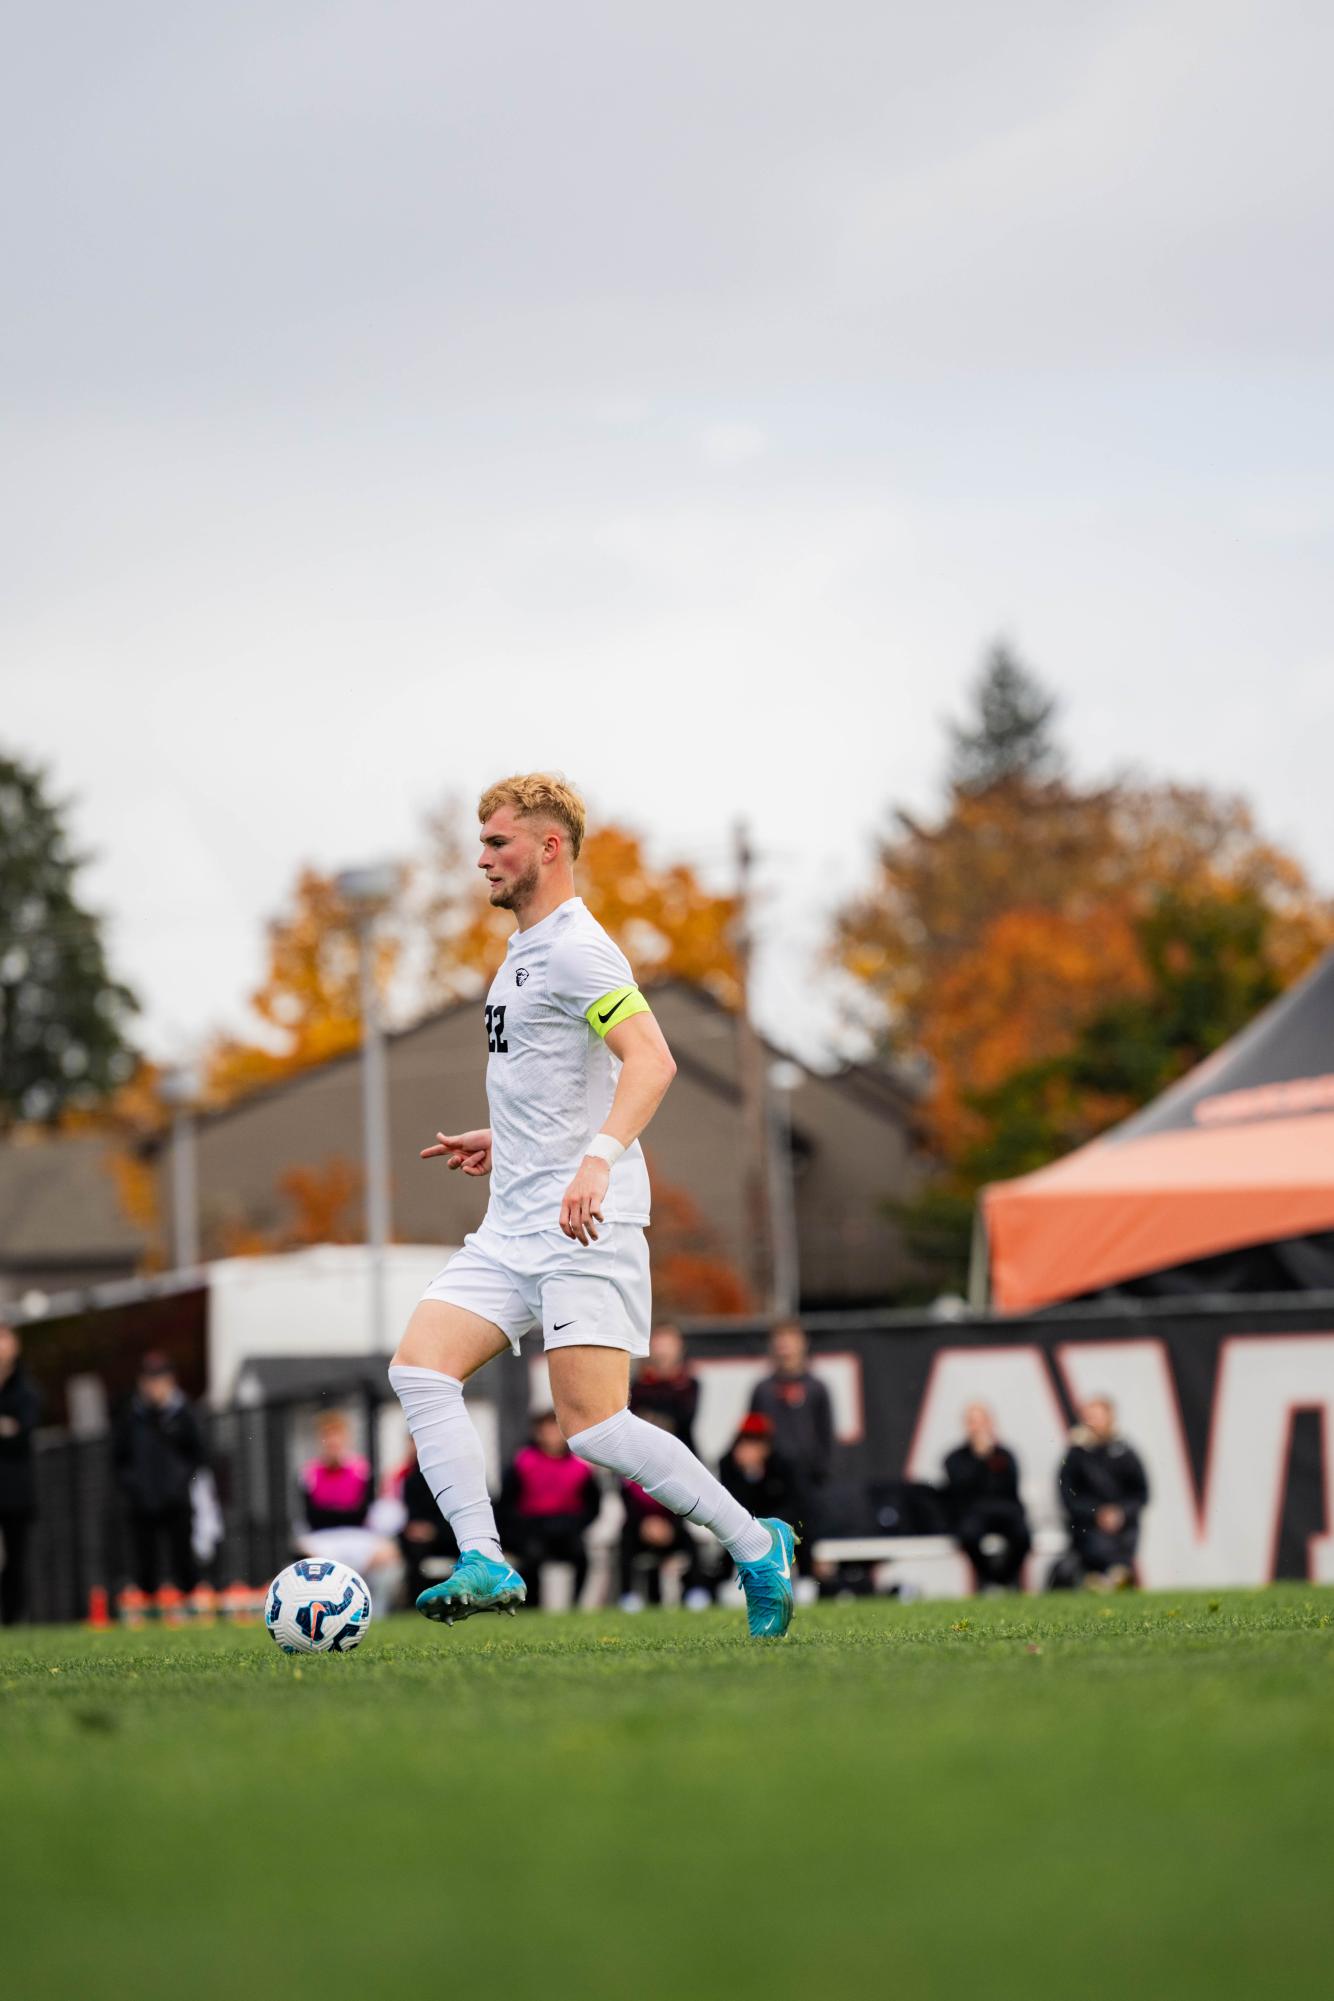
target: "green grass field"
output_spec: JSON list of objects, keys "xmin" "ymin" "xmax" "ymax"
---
[{"xmin": 4, "ymin": 1590, "xmax": 1333, "ymax": 1999}]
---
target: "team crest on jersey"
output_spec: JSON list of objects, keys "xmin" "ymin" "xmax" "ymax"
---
[{"xmin": 515, "ymin": 968, "xmax": 529, "ymax": 985}]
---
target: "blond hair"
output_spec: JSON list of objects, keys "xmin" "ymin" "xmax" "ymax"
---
[{"xmin": 477, "ymin": 773, "xmax": 586, "ymax": 859}]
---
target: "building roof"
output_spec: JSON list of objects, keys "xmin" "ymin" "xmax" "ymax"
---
[
  {"xmin": 147, "ymin": 979, "xmax": 915, "ymax": 1145},
  {"xmin": 234, "ymin": 1354, "xmax": 389, "ymax": 1404},
  {"xmin": 0, "ymin": 1133, "xmax": 147, "ymax": 1271}
]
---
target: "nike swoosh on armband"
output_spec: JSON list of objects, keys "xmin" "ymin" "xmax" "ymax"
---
[{"xmin": 586, "ymin": 986, "xmax": 651, "ymax": 1037}]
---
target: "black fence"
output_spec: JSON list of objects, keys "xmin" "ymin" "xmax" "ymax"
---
[
  {"xmin": 25, "ymin": 1385, "xmax": 386, "ymax": 1626},
  {"xmin": 19, "ymin": 1290, "xmax": 1334, "ymax": 1622}
]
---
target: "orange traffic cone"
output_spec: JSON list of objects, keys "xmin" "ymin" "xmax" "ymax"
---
[
  {"xmin": 87, "ymin": 1586, "xmax": 111, "ymax": 1629},
  {"xmin": 156, "ymin": 1584, "xmax": 186, "ymax": 1626},
  {"xmin": 190, "ymin": 1583, "xmax": 218, "ymax": 1625},
  {"xmin": 118, "ymin": 1585, "xmax": 148, "ymax": 1627},
  {"xmin": 221, "ymin": 1581, "xmax": 252, "ymax": 1623}
]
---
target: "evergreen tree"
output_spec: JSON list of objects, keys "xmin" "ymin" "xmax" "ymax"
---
[
  {"xmin": 949, "ymin": 643, "xmax": 1064, "ymax": 793},
  {"xmin": 0, "ymin": 751, "xmax": 138, "ymax": 1126}
]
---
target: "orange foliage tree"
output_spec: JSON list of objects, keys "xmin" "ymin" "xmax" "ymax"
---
[
  {"xmin": 277, "ymin": 1157, "xmax": 364, "ymax": 1246},
  {"xmin": 212, "ymin": 1155, "xmax": 365, "ymax": 1257},
  {"xmin": 646, "ymin": 1172, "xmax": 752, "ymax": 1316},
  {"xmin": 835, "ymin": 648, "xmax": 1334, "ymax": 1284},
  {"xmin": 198, "ymin": 807, "xmax": 738, "ymax": 1117},
  {"xmin": 415, "ymin": 802, "xmax": 741, "ymax": 1009},
  {"xmin": 841, "ymin": 775, "xmax": 1332, "ymax": 1166},
  {"xmin": 54, "ymin": 1059, "xmax": 170, "ymax": 1266},
  {"xmin": 204, "ymin": 869, "xmax": 399, "ymax": 1104}
]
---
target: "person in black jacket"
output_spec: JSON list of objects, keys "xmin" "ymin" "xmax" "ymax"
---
[
  {"xmin": 943, "ymin": 1403, "xmax": 1031, "ymax": 1591},
  {"xmin": 629, "ymin": 1324, "xmax": 699, "ymax": 1452},
  {"xmin": 113, "ymin": 1353, "xmax": 206, "ymax": 1596},
  {"xmin": 0, "ymin": 1320, "xmax": 41, "ymax": 1625},
  {"xmin": 748, "ymin": 1321, "xmax": 833, "ymax": 1577},
  {"xmin": 1058, "ymin": 1396, "xmax": 1149, "ymax": 1588}
]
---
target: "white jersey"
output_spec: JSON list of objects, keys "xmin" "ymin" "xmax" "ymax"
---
[{"xmin": 481, "ymin": 897, "xmax": 652, "ymax": 1235}]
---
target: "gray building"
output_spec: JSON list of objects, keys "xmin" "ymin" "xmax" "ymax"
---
[
  {"xmin": 0, "ymin": 1134, "xmax": 147, "ymax": 1305},
  {"xmin": 1, "ymin": 984, "xmax": 921, "ymax": 1313},
  {"xmin": 162, "ymin": 983, "xmax": 918, "ymax": 1308}
]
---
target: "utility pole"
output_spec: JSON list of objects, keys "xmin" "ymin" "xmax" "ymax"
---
[
  {"xmin": 733, "ymin": 821, "xmax": 773, "ymax": 1312},
  {"xmin": 159, "ymin": 1066, "xmax": 200, "ymax": 1271},
  {"xmin": 767, "ymin": 1059, "xmax": 803, "ymax": 1319}
]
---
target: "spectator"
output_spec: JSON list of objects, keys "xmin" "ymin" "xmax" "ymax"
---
[
  {"xmin": 943, "ymin": 1403, "xmax": 1032, "ymax": 1592},
  {"xmin": 295, "ymin": 1414, "xmax": 404, "ymax": 1608},
  {"xmin": 749, "ymin": 1320, "xmax": 833, "ymax": 1576},
  {"xmin": 395, "ymin": 1441, "xmax": 459, "ymax": 1605},
  {"xmin": 300, "ymin": 1412, "xmax": 372, "ymax": 1531},
  {"xmin": 630, "ymin": 1323, "xmax": 699, "ymax": 1451},
  {"xmin": 0, "ymin": 1319, "xmax": 40, "ymax": 1625},
  {"xmin": 113, "ymin": 1353, "xmax": 205, "ymax": 1596},
  {"xmin": 1058, "ymin": 1396, "xmax": 1149, "ymax": 1590},
  {"xmin": 498, "ymin": 1412, "xmax": 600, "ymax": 1610},
  {"xmin": 714, "ymin": 1413, "xmax": 798, "ymax": 1584}
]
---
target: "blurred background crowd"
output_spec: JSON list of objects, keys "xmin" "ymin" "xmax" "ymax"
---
[{"xmin": 0, "ymin": 1311, "xmax": 1152, "ymax": 1624}]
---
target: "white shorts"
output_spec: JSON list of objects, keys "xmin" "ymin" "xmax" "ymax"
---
[{"xmin": 421, "ymin": 1218, "xmax": 652, "ymax": 1358}]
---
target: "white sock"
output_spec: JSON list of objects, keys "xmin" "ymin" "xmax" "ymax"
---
[
  {"xmin": 568, "ymin": 1407, "xmax": 773, "ymax": 1563},
  {"xmin": 388, "ymin": 1365, "xmax": 503, "ymax": 1561}
]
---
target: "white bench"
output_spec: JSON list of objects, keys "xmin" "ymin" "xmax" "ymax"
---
[{"xmin": 811, "ymin": 1528, "xmax": 1068, "ymax": 1600}]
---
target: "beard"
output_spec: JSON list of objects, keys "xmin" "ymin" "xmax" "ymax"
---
[{"xmin": 490, "ymin": 859, "xmax": 541, "ymax": 910}]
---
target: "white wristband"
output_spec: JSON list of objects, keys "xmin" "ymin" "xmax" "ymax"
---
[{"xmin": 584, "ymin": 1132, "xmax": 625, "ymax": 1168}]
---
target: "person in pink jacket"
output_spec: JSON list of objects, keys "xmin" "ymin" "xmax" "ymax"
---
[{"xmin": 497, "ymin": 1411, "xmax": 601, "ymax": 1609}]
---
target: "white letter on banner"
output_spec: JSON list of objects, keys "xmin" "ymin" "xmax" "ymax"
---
[
  {"xmin": 905, "ymin": 1348, "xmax": 1070, "ymax": 1532},
  {"xmin": 1056, "ymin": 1335, "xmax": 1334, "ymax": 1588}
]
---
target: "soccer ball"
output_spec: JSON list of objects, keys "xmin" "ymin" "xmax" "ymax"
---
[{"xmin": 264, "ymin": 1558, "xmax": 372, "ymax": 1655}]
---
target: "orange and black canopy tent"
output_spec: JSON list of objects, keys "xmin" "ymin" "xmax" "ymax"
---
[{"xmin": 982, "ymin": 952, "xmax": 1334, "ymax": 1312}]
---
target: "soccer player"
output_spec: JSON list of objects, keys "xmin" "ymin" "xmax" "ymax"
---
[{"xmin": 388, "ymin": 774, "xmax": 796, "ymax": 1637}]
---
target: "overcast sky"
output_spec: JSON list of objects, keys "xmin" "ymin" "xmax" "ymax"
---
[{"xmin": 5, "ymin": 2, "xmax": 1332, "ymax": 1067}]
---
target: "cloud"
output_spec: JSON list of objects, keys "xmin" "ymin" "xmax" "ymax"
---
[
  {"xmin": 697, "ymin": 423, "xmax": 769, "ymax": 468},
  {"xmin": 4, "ymin": 0, "xmax": 1333, "ymax": 1062}
]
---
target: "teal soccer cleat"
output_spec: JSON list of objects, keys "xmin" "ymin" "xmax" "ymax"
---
[
  {"xmin": 416, "ymin": 1551, "xmax": 526, "ymax": 1626},
  {"xmin": 734, "ymin": 1519, "xmax": 798, "ymax": 1638}
]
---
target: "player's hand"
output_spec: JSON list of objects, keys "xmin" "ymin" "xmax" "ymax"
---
[
  {"xmin": 560, "ymin": 1155, "xmax": 610, "ymax": 1244},
  {"xmin": 420, "ymin": 1128, "xmax": 492, "ymax": 1176}
]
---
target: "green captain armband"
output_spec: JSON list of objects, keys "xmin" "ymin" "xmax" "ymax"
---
[{"xmin": 586, "ymin": 985, "xmax": 651, "ymax": 1038}]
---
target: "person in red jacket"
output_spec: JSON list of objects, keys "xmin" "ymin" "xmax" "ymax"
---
[{"xmin": 497, "ymin": 1412, "xmax": 601, "ymax": 1609}]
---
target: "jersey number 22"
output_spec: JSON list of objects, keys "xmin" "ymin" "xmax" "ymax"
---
[{"xmin": 484, "ymin": 1004, "xmax": 508, "ymax": 1053}]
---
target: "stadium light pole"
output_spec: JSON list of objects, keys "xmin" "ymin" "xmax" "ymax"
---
[
  {"xmin": 158, "ymin": 1064, "xmax": 200, "ymax": 1272},
  {"xmin": 334, "ymin": 864, "xmax": 398, "ymax": 1355}
]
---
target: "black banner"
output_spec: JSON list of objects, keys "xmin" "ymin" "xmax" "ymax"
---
[{"xmin": 681, "ymin": 1297, "xmax": 1334, "ymax": 1588}]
